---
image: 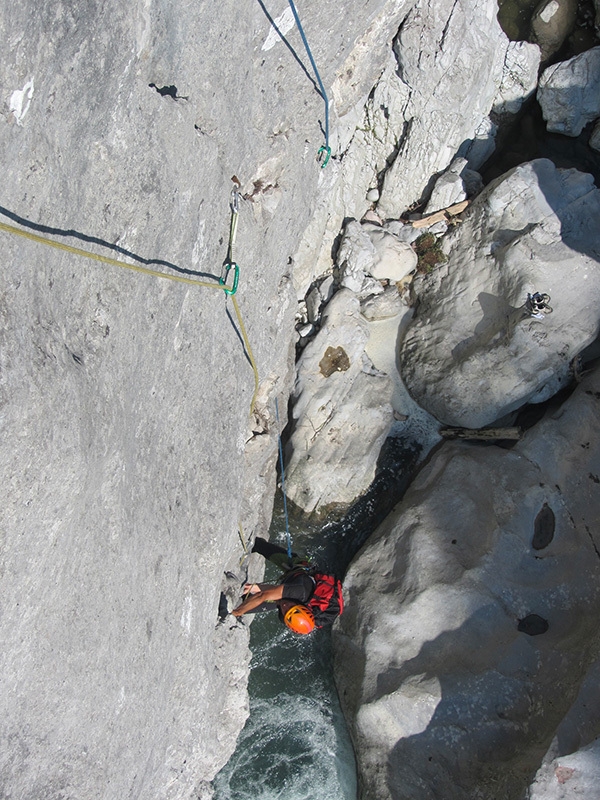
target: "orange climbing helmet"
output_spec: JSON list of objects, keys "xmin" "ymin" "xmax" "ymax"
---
[{"xmin": 283, "ymin": 604, "xmax": 315, "ymax": 635}]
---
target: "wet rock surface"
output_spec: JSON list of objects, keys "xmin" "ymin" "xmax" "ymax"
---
[{"xmin": 530, "ymin": 0, "xmax": 578, "ymax": 62}]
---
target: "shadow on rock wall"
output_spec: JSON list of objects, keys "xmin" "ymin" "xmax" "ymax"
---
[{"xmin": 0, "ymin": 204, "xmax": 217, "ymax": 279}]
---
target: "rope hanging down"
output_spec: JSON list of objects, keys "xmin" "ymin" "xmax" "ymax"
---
[
  {"xmin": 286, "ymin": 0, "xmax": 331, "ymax": 167},
  {"xmin": 275, "ymin": 397, "xmax": 293, "ymax": 562},
  {"xmin": 0, "ymin": 213, "xmax": 259, "ymax": 413}
]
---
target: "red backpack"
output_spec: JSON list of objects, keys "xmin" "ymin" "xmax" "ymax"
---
[{"xmin": 307, "ymin": 572, "xmax": 344, "ymax": 629}]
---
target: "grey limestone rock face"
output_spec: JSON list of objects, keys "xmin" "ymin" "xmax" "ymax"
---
[
  {"xmin": 297, "ymin": 0, "xmax": 533, "ymax": 291},
  {"xmin": 333, "ymin": 366, "xmax": 600, "ymax": 800},
  {"xmin": 285, "ymin": 289, "xmax": 393, "ymax": 515},
  {"xmin": 537, "ymin": 46, "xmax": 600, "ymax": 137},
  {"xmin": 399, "ymin": 159, "xmax": 600, "ymax": 429},
  {"xmin": 423, "ymin": 158, "xmax": 469, "ymax": 214},
  {"xmin": 493, "ymin": 40, "xmax": 541, "ymax": 117},
  {"xmin": 377, "ymin": 0, "xmax": 510, "ymax": 218},
  {"xmin": 0, "ymin": 0, "xmax": 414, "ymax": 796}
]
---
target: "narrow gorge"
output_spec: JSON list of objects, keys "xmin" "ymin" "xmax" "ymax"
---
[{"xmin": 1, "ymin": 1, "xmax": 599, "ymax": 799}]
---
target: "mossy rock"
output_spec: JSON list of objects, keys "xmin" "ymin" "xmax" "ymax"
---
[{"xmin": 413, "ymin": 233, "xmax": 447, "ymax": 274}]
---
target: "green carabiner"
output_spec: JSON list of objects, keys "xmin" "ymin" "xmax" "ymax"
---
[
  {"xmin": 220, "ymin": 261, "xmax": 239, "ymax": 296},
  {"xmin": 318, "ymin": 145, "xmax": 331, "ymax": 168}
]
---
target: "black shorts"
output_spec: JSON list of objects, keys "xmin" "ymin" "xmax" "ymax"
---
[{"xmin": 281, "ymin": 571, "xmax": 315, "ymax": 605}]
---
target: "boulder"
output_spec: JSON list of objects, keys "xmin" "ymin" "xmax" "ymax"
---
[
  {"xmin": 285, "ymin": 289, "xmax": 393, "ymax": 514},
  {"xmin": 493, "ymin": 40, "xmax": 541, "ymax": 116},
  {"xmin": 336, "ymin": 220, "xmax": 379, "ymax": 294},
  {"xmin": 306, "ymin": 285, "xmax": 323, "ymax": 324},
  {"xmin": 385, "ymin": 219, "xmax": 423, "ymax": 245},
  {"xmin": 530, "ymin": 0, "xmax": 578, "ymax": 62},
  {"xmin": 333, "ymin": 366, "xmax": 600, "ymax": 800},
  {"xmin": 361, "ymin": 286, "xmax": 405, "ymax": 321},
  {"xmin": 398, "ymin": 159, "xmax": 600, "ymax": 428},
  {"xmin": 368, "ymin": 228, "xmax": 418, "ymax": 281},
  {"xmin": 424, "ymin": 158, "xmax": 469, "ymax": 214},
  {"xmin": 336, "ymin": 220, "xmax": 417, "ymax": 291},
  {"xmin": 537, "ymin": 47, "xmax": 600, "ymax": 137}
]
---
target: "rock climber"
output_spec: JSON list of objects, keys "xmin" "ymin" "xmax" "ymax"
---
[{"xmin": 231, "ymin": 537, "xmax": 317, "ymax": 635}]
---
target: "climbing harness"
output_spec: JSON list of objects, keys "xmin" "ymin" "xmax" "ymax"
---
[
  {"xmin": 275, "ymin": 397, "xmax": 293, "ymax": 562},
  {"xmin": 286, "ymin": 0, "xmax": 331, "ymax": 167},
  {"xmin": 220, "ymin": 187, "xmax": 240, "ymax": 295},
  {"xmin": 526, "ymin": 292, "xmax": 552, "ymax": 319},
  {"xmin": 0, "ymin": 196, "xmax": 259, "ymax": 415}
]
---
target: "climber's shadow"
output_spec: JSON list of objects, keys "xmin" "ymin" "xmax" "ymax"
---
[{"xmin": 452, "ymin": 292, "xmax": 526, "ymax": 362}]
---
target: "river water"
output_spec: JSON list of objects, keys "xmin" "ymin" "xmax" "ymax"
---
[
  {"xmin": 212, "ymin": 510, "xmax": 357, "ymax": 800},
  {"xmin": 213, "ymin": 436, "xmax": 424, "ymax": 800}
]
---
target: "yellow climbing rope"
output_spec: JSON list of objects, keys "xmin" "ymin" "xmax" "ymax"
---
[
  {"xmin": 0, "ymin": 218, "xmax": 259, "ymax": 413},
  {"xmin": 0, "ymin": 220, "xmax": 221, "ymax": 289},
  {"xmin": 231, "ymin": 293, "xmax": 259, "ymax": 412}
]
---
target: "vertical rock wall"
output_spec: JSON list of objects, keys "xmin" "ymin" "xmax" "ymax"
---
[{"xmin": 0, "ymin": 0, "xmax": 414, "ymax": 796}]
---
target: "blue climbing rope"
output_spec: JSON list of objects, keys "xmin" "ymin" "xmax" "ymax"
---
[
  {"xmin": 286, "ymin": 0, "xmax": 331, "ymax": 167},
  {"xmin": 275, "ymin": 397, "xmax": 293, "ymax": 561}
]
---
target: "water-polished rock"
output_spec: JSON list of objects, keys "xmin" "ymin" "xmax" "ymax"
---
[
  {"xmin": 399, "ymin": 159, "xmax": 600, "ymax": 428},
  {"xmin": 285, "ymin": 289, "xmax": 393, "ymax": 515},
  {"xmin": 537, "ymin": 46, "xmax": 600, "ymax": 136},
  {"xmin": 333, "ymin": 366, "xmax": 600, "ymax": 800},
  {"xmin": 530, "ymin": 0, "xmax": 578, "ymax": 62}
]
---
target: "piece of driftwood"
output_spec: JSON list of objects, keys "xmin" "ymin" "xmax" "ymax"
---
[
  {"xmin": 411, "ymin": 200, "xmax": 469, "ymax": 228},
  {"xmin": 440, "ymin": 427, "xmax": 522, "ymax": 440}
]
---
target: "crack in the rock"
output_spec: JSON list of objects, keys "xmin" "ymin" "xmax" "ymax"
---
[
  {"xmin": 585, "ymin": 524, "xmax": 600, "ymax": 560},
  {"xmin": 439, "ymin": 0, "xmax": 460, "ymax": 52}
]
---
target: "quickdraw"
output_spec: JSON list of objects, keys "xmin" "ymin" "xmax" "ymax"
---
[
  {"xmin": 286, "ymin": 0, "xmax": 331, "ymax": 168},
  {"xmin": 220, "ymin": 187, "xmax": 241, "ymax": 295}
]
